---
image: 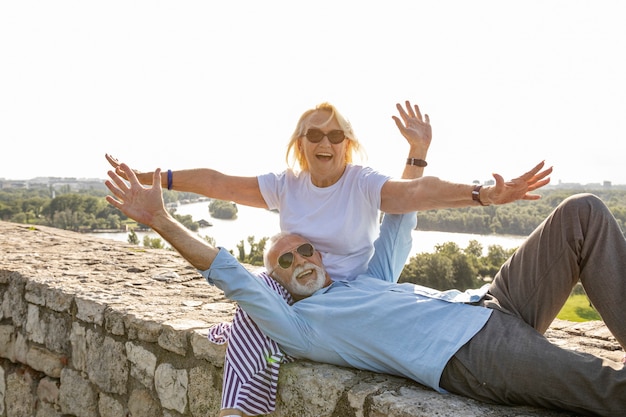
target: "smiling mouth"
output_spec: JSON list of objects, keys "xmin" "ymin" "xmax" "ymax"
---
[
  {"xmin": 296, "ymin": 270, "xmax": 314, "ymax": 280},
  {"xmin": 316, "ymin": 153, "xmax": 333, "ymax": 160}
]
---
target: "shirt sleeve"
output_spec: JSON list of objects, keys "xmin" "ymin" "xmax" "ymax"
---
[
  {"xmin": 257, "ymin": 171, "xmax": 283, "ymax": 211},
  {"xmin": 365, "ymin": 212, "xmax": 417, "ymax": 283},
  {"xmin": 201, "ymin": 249, "xmax": 311, "ymax": 354}
]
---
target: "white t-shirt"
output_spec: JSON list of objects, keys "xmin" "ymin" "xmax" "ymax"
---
[{"xmin": 257, "ymin": 164, "xmax": 390, "ymax": 281}]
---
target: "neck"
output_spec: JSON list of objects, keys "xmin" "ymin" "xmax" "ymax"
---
[{"xmin": 310, "ymin": 166, "xmax": 346, "ymax": 188}]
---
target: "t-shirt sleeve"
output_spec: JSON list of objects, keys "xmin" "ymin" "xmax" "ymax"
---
[{"xmin": 257, "ymin": 171, "xmax": 283, "ymax": 211}]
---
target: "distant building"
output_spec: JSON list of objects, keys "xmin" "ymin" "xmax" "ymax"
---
[{"xmin": 0, "ymin": 177, "xmax": 108, "ymax": 192}]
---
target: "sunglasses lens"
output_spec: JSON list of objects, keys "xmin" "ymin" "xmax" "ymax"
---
[
  {"xmin": 305, "ymin": 129, "xmax": 324, "ymax": 143},
  {"xmin": 276, "ymin": 243, "xmax": 315, "ymax": 270},
  {"xmin": 278, "ymin": 252, "xmax": 294, "ymax": 269},
  {"xmin": 327, "ymin": 130, "xmax": 345, "ymax": 144},
  {"xmin": 297, "ymin": 243, "xmax": 315, "ymax": 257}
]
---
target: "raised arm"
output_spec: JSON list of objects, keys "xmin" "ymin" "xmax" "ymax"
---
[
  {"xmin": 392, "ymin": 100, "xmax": 432, "ymax": 180},
  {"xmin": 380, "ymin": 161, "xmax": 552, "ymax": 213},
  {"xmin": 105, "ymin": 164, "xmax": 220, "ymax": 270},
  {"xmin": 105, "ymin": 154, "xmax": 267, "ymax": 208}
]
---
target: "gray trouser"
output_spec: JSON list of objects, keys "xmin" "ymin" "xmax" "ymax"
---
[{"xmin": 440, "ymin": 194, "xmax": 626, "ymax": 416}]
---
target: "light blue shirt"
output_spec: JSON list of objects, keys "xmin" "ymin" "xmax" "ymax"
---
[{"xmin": 203, "ymin": 214, "xmax": 492, "ymax": 392}]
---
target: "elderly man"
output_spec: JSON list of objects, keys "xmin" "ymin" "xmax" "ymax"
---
[{"xmin": 106, "ymin": 164, "xmax": 626, "ymax": 416}]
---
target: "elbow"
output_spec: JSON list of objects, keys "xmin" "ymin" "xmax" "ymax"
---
[{"xmin": 382, "ymin": 178, "xmax": 434, "ymax": 213}]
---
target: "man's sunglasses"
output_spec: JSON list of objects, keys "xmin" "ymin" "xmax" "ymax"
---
[
  {"xmin": 274, "ymin": 243, "xmax": 316, "ymax": 270},
  {"xmin": 304, "ymin": 129, "xmax": 346, "ymax": 144}
]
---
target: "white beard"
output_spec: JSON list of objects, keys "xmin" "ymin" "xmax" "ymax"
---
[{"xmin": 288, "ymin": 262, "xmax": 326, "ymax": 297}]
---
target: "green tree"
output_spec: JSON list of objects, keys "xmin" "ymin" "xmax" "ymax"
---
[
  {"xmin": 172, "ymin": 213, "xmax": 199, "ymax": 231},
  {"xmin": 128, "ymin": 229, "xmax": 139, "ymax": 245},
  {"xmin": 236, "ymin": 236, "xmax": 268, "ymax": 266},
  {"xmin": 143, "ymin": 235, "xmax": 164, "ymax": 249},
  {"xmin": 209, "ymin": 200, "xmax": 238, "ymax": 220},
  {"xmin": 400, "ymin": 252, "xmax": 455, "ymax": 290}
]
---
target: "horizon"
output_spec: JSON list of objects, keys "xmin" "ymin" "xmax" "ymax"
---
[
  {"xmin": 3, "ymin": 174, "xmax": 626, "ymax": 188},
  {"xmin": 2, "ymin": 1, "xmax": 625, "ymax": 185}
]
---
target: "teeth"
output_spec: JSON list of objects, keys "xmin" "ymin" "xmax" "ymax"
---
[{"xmin": 297, "ymin": 270, "xmax": 313, "ymax": 280}]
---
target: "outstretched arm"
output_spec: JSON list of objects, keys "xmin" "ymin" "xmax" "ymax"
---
[
  {"xmin": 105, "ymin": 164, "xmax": 220, "ymax": 270},
  {"xmin": 381, "ymin": 161, "xmax": 552, "ymax": 213},
  {"xmin": 105, "ymin": 154, "xmax": 267, "ymax": 208}
]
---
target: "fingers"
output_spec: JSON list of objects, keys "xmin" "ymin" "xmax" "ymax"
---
[
  {"xmin": 404, "ymin": 100, "xmax": 416, "ymax": 118},
  {"xmin": 119, "ymin": 163, "xmax": 142, "ymax": 187},
  {"xmin": 531, "ymin": 166, "xmax": 553, "ymax": 183},
  {"xmin": 391, "ymin": 115, "xmax": 405, "ymax": 132},
  {"xmin": 105, "ymin": 194, "xmax": 122, "ymax": 210},
  {"xmin": 410, "ymin": 102, "xmax": 426, "ymax": 122},
  {"xmin": 105, "ymin": 167, "xmax": 129, "ymax": 207},
  {"xmin": 105, "ymin": 153, "xmax": 119, "ymax": 168},
  {"xmin": 492, "ymin": 173, "xmax": 505, "ymax": 188},
  {"xmin": 395, "ymin": 102, "xmax": 409, "ymax": 122},
  {"xmin": 394, "ymin": 100, "xmax": 430, "ymax": 126},
  {"xmin": 527, "ymin": 178, "xmax": 551, "ymax": 192},
  {"xmin": 520, "ymin": 161, "xmax": 546, "ymax": 180},
  {"xmin": 152, "ymin": 168, "xmax": 162, "ymax": 192}
]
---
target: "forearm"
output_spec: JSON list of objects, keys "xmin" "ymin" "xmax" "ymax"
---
[
  {"xmin": 158, "ymin": 169, "xmax": 268, "ymax": 208},
  {"xmin": 381, "ymin": 176, "xmax": 486, "ymax": 213},
  {"xmin": 401, "ymin": 143, "xmax": 429, "ymax": 179},
  {"xmin": 151, "ymin": 213, "xmax": 219, "ymax": 270}
]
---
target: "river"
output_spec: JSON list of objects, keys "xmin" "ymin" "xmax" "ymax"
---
[{"xmin": 89, "ymin": 200, "xmax": 527, "ymax": 259}]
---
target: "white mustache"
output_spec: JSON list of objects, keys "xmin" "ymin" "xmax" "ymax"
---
[{"xmin": 292, "ymin": 262, "xmax": 323, "ymax": 280}]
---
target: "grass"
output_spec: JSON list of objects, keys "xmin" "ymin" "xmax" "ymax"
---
[{"xmin": 557, "ymin": 294, "xmax": 601, "ymax": 322}]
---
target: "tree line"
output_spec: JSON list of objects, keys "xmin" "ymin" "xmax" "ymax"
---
[
  {"xmin": 0, "ymin": 186, "xmax": 204, "ymax": 232},
  {"xmin": 417, "ymin": 189, "xmax": 626, "ymax": 236},
  {"xmin": 3, "ymin": 185, "xmax": 625, "ymax": 291},
  {"xmin": 3, "ymin": 185, "xmax": 625, "ymax": 237}
]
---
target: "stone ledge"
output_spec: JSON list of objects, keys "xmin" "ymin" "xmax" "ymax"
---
[{"xmin": 0, "ymin": 221, "xmax": 622, "ymax": 416}]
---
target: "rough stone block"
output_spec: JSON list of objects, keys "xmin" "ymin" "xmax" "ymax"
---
[
  {"xmin": 86, "ymin": 330, "xmax": 129, "ymax": 395},
  {"xmin": 125, "ymin": 341, "xmax": 157, "ymax": 388},
  {"xmin": 155, "ymin": 363, "xmax": 189, "ymax": 414},
  {"xmin": 0, "ymin": 325, "xmax": 15, "ymax": 361},
  {"xmin": 75, "ymin": 296, "xmax": 106, "ymax": 326},
  {"xmin": 190, "ymin": 328, "xmax": 226, "ymax": 367},
  {"xmin": 59, "ymin": 368, "xmax": 98, "ymax": 417},
  {"xmin": 26, "ymin": 345, "xmax": 65, "ymax": 378}
]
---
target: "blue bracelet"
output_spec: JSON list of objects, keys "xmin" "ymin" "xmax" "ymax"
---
[{"xmin": 167, "ymin": 169, "xmax": 173, "ymax": 190}]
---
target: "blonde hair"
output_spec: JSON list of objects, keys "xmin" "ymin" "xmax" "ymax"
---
[{"xmin": 285, "ymin": 102, "xmax": 366, "ymax": 172}]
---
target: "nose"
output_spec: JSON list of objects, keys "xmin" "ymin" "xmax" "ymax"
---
[
  {"xmin": 292, "ymin": 248, "xmax": 314, "ymax": 268},
  {"xmin": 318, "ymin": 134, "xmax": 332, "ymax": 145}
]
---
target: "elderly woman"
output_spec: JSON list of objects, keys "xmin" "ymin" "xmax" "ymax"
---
[{"xmin": 106, "ymin": 100, "xmax": 432, "ymax": 281}]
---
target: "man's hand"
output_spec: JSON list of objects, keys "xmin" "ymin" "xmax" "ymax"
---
[{"xmin": 105, "ymin": 164, "xmax": 167, "ymax": 228}]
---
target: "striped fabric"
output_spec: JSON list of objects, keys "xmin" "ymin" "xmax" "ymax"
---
[{"xmin": 208, "ymin": 272, "xmax": 294, "ymax": 415}]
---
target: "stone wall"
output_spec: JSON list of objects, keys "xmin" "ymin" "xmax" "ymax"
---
[{"xmin": 0, "ymin": 221, "xmax": 622, "ymax": 417}]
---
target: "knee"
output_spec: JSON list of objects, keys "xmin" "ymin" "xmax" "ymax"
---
[{"xmin": 559, "ymin": 193, "xmax": 610, "ymax": 220}]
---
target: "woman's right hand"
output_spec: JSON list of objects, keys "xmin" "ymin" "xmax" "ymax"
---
[{"xmin": 105, "ymin": 154, "xmax": 153, "ymax": 185}]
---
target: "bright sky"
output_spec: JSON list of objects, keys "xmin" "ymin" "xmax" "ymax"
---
[{"xmin": 2, "ymin": 1, "xmax": 625, "ymax": 185}]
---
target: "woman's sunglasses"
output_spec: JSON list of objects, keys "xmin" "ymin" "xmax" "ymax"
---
[
  {"xmin": 274, "ymin": 243, "xmax": 316, "ymax": 270},
  {"xmin": 304, "ymin": 128, "xmax": 346, "ymax": 144}
]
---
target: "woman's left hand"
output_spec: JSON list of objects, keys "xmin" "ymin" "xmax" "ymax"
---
[{"xmin": 392, "ymin": 100, "xmax": 432, "ymax": 152}]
